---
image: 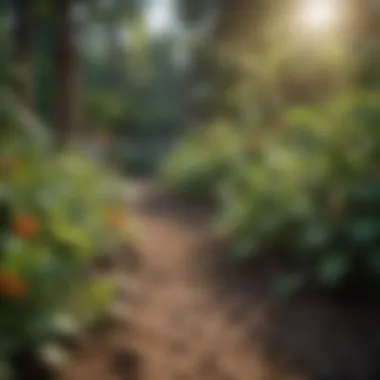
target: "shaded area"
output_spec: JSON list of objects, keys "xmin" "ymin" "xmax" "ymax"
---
[{"xmin": 204, "ymin": 231, "xmax": 380, "ymax": 380}]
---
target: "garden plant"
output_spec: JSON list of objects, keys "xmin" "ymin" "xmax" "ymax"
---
[{"xmin": 0, "ymin": 94, "xmax": 133, "ymax": 378}]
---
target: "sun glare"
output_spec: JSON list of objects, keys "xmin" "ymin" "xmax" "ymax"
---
[{"xmin": 300, "ymin": 0, "xmax": 341, "ymax": 31}]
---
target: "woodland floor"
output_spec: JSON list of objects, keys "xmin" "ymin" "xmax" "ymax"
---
[{"xmin": 58, "ymin": 180, "xmax": 380, "ymax": 380}]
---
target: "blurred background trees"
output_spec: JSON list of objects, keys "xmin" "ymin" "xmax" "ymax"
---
[
  {"xmin": 1, "ymin": 0, "xmax": 380, "ymax": 173},
  {"xmin": 0, "ymin": 0, "xmax": 220, "ymax": 173}
]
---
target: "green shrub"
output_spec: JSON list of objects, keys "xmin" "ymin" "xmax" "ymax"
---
[
  {"xmin": 161, "ymin": 120, "xmax": 244, "ymax": 201},
  {"xmin": 215, "ymin": 90, "xmax": 380, "ymax": 294},
  {"xmin": 0, "ymin": 95, "xmax": 132, "ymax": 371}
]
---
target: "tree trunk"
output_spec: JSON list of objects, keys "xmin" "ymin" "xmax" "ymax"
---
[
  {"xmin": 12, "ymin": 0, "xmax": 34, "ymax": 108},
  {"xmin": 55, "ymin": 0, "xmax": 81, "ymax": 143}
]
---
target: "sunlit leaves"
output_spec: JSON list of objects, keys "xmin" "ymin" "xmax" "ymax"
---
[
  {"xmin": 162, "ymin": 121, "xmax": 242, "ymax": 200},
  {"xmin": 221, "ymin": 91, "xmax": 380, "ymax": 292},
  {"xmin": 126, "ymin": 19, "xmax": 152, "ymax": 84},
  {"xmin": 79, "ymin": 278, "xmax": 117, "ymax": 319}
]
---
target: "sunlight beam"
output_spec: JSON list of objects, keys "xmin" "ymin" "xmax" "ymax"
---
[{"xmin": 298, "ymin": 0, "xmax": 342, "ymax": 32}]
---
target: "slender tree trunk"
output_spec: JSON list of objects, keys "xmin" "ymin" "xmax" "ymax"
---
[
  {"xmin": 12, "ymin": 0, "xmax": 34, "ymax": 108},
  {"xmin": 55, "ymin": 0, "xmax": 81, "ymax": 143}
]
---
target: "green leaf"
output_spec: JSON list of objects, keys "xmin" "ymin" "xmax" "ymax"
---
[
  {"xmin": 85, "ymin": 279, "xmax": 116, "ymax": 315},
  {"xmin": 300, "ymin": 223, "xmax": 330, "ymax": 250},
  {"xmin": 51, "ymin": 222, "xmax": 92, "ymax": 257},
  {"xmin": 271, "ymin": 273, "xmax": 306, "ymax": 298},
  {"xmin": 317, "ymin": 253, "xmax": 350, "ymax": 287}
]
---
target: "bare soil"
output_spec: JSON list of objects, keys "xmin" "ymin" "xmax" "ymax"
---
[
  {"xmin": 57, "ymin": 180, "xmax": 380, "ymax": 380},
  {"xmin": 58, "ymin": 180, "xmax": 278, "ymax": 380}
]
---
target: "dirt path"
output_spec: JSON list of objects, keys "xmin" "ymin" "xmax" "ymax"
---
[{"xmin": 60, "ymin": 180, "xmax": 271, "ymax": 380}]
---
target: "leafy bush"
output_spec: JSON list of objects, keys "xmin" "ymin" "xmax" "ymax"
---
[
  {"xmin": 0, "ymin": 95, "xmax": 132, "ymax": 373},
  {"xmin": 215, "ymin": 90, "xmax": 380, "ymax": 294},
  {"xmin": 161, "ymin": 119, "xmax": 244, "ymax": 201}
]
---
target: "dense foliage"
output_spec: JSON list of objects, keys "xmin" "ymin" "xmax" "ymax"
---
[
  {"xmin": 216, "ymin": 90, "xmax": 380, "ymax": 292},
  {"xmin": 0, "ymin": 96, "xmax": 132, "ymax": 375},
  {"xmin": 161, "ymin": 119, "xmax": 241, "ymax": 201},
  {"xmin": 163, "ymin": 77, "xmax": 380, "ymax": 295}
]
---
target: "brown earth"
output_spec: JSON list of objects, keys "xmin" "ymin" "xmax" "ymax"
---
[{"xmin": 58, "ymin": 180, "xmax": 281, "ymax": 380}]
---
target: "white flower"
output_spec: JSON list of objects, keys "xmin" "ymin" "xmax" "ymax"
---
[
  {"xmin": 52, "ymin": 313, "xmax": 80, "ymax": 337},
  {"xmin": 39, "ymin": 343, "xmax": 69, "ymax": 369}
]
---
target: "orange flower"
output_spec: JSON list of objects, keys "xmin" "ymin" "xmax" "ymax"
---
[
  {"xmin": 12, "ymin": 214, "xmax": 40, "ymax": 238},
  {"xmin": 0, "ymin": 272, "xmax": 27, "ymax": 299},
  {"xmin": 106, "ymin": 209, "xmax": 125, "ymax": 230}
]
